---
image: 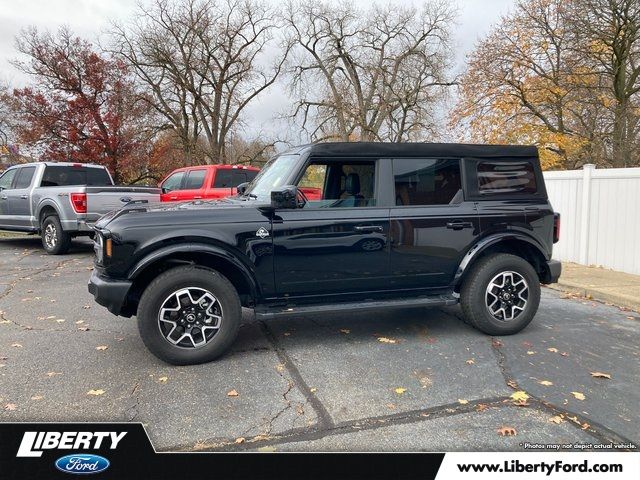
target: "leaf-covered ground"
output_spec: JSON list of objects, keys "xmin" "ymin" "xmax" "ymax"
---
[{"xmin": 0, "ymin": 236, "xmax": 638, "ymax": 452}]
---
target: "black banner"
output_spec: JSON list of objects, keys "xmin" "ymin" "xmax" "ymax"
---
[{"xmin": 0, "ymin": 423, "xmax": 445, "ymax": 480}]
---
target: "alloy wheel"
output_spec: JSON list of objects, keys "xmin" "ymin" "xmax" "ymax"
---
[
  {"xmin": 485, "ymin": 271, "xmax": 529, "ymax": 321},
  {"xmin": 158, "ymin": 287, "xmax": 222, "ymax": 348}
]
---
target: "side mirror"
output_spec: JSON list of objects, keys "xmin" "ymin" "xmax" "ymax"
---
[
  {"xmin": 236, "ymin": 182, "xmax": 249, "ymax": 195},
  {"xmin": 271, "ymin": 185, "xmax": 298, "ymax": 210}
]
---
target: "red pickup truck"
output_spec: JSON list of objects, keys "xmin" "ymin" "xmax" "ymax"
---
[{"xmin": 159, "ymin": 164, "xmax": 260, "ymax": 202}]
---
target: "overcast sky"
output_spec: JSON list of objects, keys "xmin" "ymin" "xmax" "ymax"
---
[{"xmin": 0, "ymin": 0, "xmax": 515, "ymax": 141}]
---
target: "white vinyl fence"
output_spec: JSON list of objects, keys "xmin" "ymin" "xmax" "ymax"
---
[{"xmin": 543, "ymin": 165, "xmax": 640, "ymax": 275}]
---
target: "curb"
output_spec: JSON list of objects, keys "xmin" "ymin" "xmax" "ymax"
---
[{"xmin": 547, "ymin": 281, "xmax": 640, "ymax": 313}]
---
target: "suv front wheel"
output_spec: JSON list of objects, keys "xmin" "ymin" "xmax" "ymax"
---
[
  {"xmin": 137, "ymin": 266, "xmax": 241, "ymax": 365},
  {"xmin": 460, "ymin": 253, "xmax": 540, "ymax": 335}
]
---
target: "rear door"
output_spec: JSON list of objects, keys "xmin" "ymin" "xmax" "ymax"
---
[
  {"xmin": 272, "ymin": 157, "xmax": 392, "ymax": 297},
  {"xmin": 389, "ymin": 157, "xmax": 480, "ymax": 290},
  {"xmin": 6, "ymin": 166, "xmax": 36, "ymax": 228},
  {"xmin": 174, "ymin": 168, "xmax": 208, "ymax": 200}
]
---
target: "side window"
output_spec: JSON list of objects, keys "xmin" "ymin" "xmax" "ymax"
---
[
  {"xmin": 0, "ymin": 169, "xmax": 18, "ymax": 190},
  {"xmin": 161, "ymin": 171, "xmax": 185, "ymax": 192},
  {"xmin": 14, "ymin": 167, "xmax": 36, "ymax": 189},
  {"xmin": 213, "ymin": 170, "xmax": 233, "ymax": 188},
  {"xmin": 297, "ymin": 161, "xmax": 376, "ymax": 208},
  {"xmin": 393, "ymin": 158, "xmax": 461, "ymax": 206},
  {"xmin": 477, "ymin": 161, "xmax": 537, "ymax": 194},
  {"xmin": 184, "ymin": 170, "xmax": 206, "ymax": 190}
]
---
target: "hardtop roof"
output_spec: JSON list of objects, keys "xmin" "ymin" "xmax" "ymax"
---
[{"xmin": 287, "ymin": 142, "xmax": 538, "ymax": 159}]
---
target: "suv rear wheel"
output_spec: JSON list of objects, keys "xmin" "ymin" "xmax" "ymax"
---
[
  {"xmin": 41, "ymin": 214, "xmax": 71, "ymax": 255},
  {"xmin": 460, "ymin": 253, "xmax": 540, "ymax": 335},
  {"xmin": 137, "ymin": 266, "xmax": 241, "ymax": 365}
]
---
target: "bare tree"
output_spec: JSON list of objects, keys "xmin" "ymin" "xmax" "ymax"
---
[
  {"xmin": 568, "ymin": 0, "xmax": 640, "ymax": 167},
  {"xmin": 285, "ymin": 0, "xmax": 455, "ymax": 142},
  {"xmin": 110, "ymin": 0, "xmax": 288, "ymax": 164}
]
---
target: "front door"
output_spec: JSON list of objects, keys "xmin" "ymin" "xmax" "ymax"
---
[
  {"xmin": 272, "ymin": 158, "xmax": 391, "ymax": 297},
  {"xmin": 389, "ymin": 158, "xmax": 480, "ymax": 290},
  {"xmin": 0, "ymin": 168, "xmax": 18, "ymax": 227}
]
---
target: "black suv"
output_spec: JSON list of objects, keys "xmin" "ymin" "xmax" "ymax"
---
[{"xmin": 88, "ymin": 143, "xmax": 561, "ymax": 365}]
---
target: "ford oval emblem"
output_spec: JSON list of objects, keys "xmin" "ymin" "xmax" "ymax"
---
[{"xmin": 55, "ymin": 454, "xmax": 110, "ymax": 475}]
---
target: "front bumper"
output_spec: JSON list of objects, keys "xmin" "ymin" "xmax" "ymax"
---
[
  {"xmin": 88, "ymin": 269, "xmax": 132, "ymax": 316},
  {"xmin": 543, "ymin": 259, "xmax": 562, "ymax": 284}
]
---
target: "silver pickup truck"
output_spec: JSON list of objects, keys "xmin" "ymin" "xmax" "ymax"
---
[{"xmin": 0, "ymin": 162, "xmax": 160, "ymax": 254}]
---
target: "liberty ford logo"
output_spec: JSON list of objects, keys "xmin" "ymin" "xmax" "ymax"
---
[
  {"xmin": 255, "ymin": 227, "xmax": 269, "ymax": 239},
  {"xmin": 55, "ymin": 454, "xmax": 110, "ymax": 474}
]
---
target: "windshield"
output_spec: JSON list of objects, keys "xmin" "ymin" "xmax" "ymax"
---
[{"xmin": 244, "ymin": 154, "xmax": 299, "ymax": 200}]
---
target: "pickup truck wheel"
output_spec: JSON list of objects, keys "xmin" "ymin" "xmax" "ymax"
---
[
  {"xmin": 41, "ymin": 215, "xmax": 71, "ymax": 255},
  {"xmin": 460, "ymin": 253, "xmax": 540, "ymax": 336},
  {"xmin": 137, "ymin": 266, "xmax": 241, "ymax": 365}
]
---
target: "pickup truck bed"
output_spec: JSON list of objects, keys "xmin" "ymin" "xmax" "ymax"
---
[{"xmin": 0, "ymin": 162, "xmax": 160, "ymax": 254}]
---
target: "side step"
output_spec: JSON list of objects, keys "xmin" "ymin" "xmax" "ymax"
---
[{"xmin": 254, "ymin": 294, "xmax": 458, "ymax": 319}]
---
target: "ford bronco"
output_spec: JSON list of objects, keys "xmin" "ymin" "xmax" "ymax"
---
[{"xmin": 88, "ymin": 143, "xmax": 561, "ymax": 365}]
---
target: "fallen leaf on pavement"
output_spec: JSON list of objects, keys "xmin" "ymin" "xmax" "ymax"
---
[
  {"xmin": 581, "ymin": 422, "xmax": 590, "ymax": 430},
  {"xmin": 4, "ymin": 403, "xmax": 17, "ymax": 411},
  {"xmin": 339, "ymin": 329, "xmax": 350, "ymax": 334},
  {"xmin": 571, "ymin": 391, "xmax": 585, "ymax": 400},
  {"xmin": 549, "ymin": 415, "xmax": 564, "ymax": 424},
  {"xmin": 310, "ymin": 387, "xmax": 317, "ymax": 393},
  {"xmin": 492, "ymin": 339, "xmax": 502, "ymax": 348},
  {"xmin": 590, "ymin": 372, "xmax": 611, "ymax": 379},
  {"xmin": 55, "ymin": 319, "xmax": 65, "ymax": 323},
  {"xmin": 83, "ymin": 305, "xmax": 91, "ymax": 309},
  {"xmin": 227, "ymin": 389, "xmax": 239, "ymax": 397},
  {"xmin": 95, "ymin": 345, "xmax": 108, "ymax": 351},
  {"xmin": 507, "ymin": 379, "xmax": 518, "ymax": 389},
  {"xmin": 538, "ymin": 380, "xmax": 554, "ymax": 386},
  {"xmin": 258, "ymin": 446, "xmax": 276, "ymax": 452},
  {"xmin": 46, "ymin": 372, "xmax": 62, "ymax": 377},
  {"xmin": 31, "ymin": 395, "xmax": 43, "ymax": 401},
  {"xmin": 394, "ymin": 387, "xmax": 407, "ymax": 395},
  {"xmin": 547, "ymin": 347, "xmax": 558, "ymax": 353},
  {"xmin": 386, "ymin": 403, "xmax": 396, "ymax": 410},
  {"xmin": 527, "ymin": 351, "xmax": 536, "ymax": 355},
  {"xmin": 497, "ymin": 426, "xmax": 517, "ymax": 436},
  {"xmin": 75, "ymin": 320, "xmax": 84, "ymax": 325},
  {"xmin": 378, "ymin": 337, "xmax": 397, "ymax": 344},
  {"xmin": 560, "ymin": 352, "xmax": 569, "ymax": 357},
  {"xmin": 510, "ymin": 391, "xmax": 529, "ymax": 403},
  {"xmin": 11, "ymin": 343, "xmax": 22, "ymax": 348},
  {"xmin": 78, "ymin": 327, "xmax": 90, "ymax": 331},
  {"xmin": 234, "ymin": 437, "xmax": 245, "ymax": 444},
  {"xmin": 87, "ymin": 389, "xmax": 105, "ymax": 396},
  {"xmin": 458, "ymin": 399, "xmax": 469, "ymax": 405},
  {"xmin": 158, "ymin": 376, "xmax": 168, "ymax": 383},
  {"xmin": 465, "ymin": 359, "xmax": 475, "ymax": 365},
  {"xmin": 275, "ymin": 364, "xmax": 285, "ymax": 373},
  {"xmin": 476, "ymin": 404, "xmax": 488, "ymax": 412}
]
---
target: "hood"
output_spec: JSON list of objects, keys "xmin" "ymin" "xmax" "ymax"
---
[{"xmin": 94, "ymin": 196, "xmax": 269, "ymax": 230}]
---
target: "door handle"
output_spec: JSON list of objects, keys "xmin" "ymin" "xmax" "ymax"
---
[
  {"xmin": 193, "ymin": 196, "xmax": 202, "ymax": 199},
  {"xmin": 20, "ymin": 195, "xmax": 28, "ymax": 199},
  {"xmin": 354, "ymin": 225, "xmax": 383, "ymax": 233},
  {"xmin": 0, "ymin": 195, "xmax": 7, "ymax": 200},
  {"xmin": 170, "ymin": 196, "xmax": 178, "ymax": 200},
  {"xmin": 446, "ymin": 221, "xmax": 474, "ymax": 230},
  {"xmin": 120, "ymin": 197, "xmax": 132, "ymax": 203}
]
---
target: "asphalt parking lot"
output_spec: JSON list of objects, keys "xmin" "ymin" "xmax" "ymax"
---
[{"xmin": 0, "ymin": 235, "xmax": 638, "ymax": 452}]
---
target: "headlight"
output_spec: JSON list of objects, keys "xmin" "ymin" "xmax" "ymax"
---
[{"xmin": 94, "ymin": 233, "xmax": 104, "ymax": 264}]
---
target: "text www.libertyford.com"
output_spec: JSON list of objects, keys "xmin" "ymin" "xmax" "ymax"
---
[{"xmin": 457, "ymin": 460, "xmax": 623, "ymax": 475}]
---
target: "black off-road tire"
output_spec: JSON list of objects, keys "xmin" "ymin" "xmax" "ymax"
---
[
  {"xmin": 460, "ymin": 253, "xmax": 540, "ymax": 335},
  {"xmin": 137, "ymin": 266, "xmax": 241, "ymax": 365},
  {"xmin": 41, "ymin": 214, "xmax": 71, "ymax": 255}
]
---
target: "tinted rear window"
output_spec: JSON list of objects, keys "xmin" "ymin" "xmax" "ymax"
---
[
  {"xmin": 40, "ymin": 165, "xmax": 112, "ymax": 187},
  {"xmin": 213, "ymin": 169, "xmax": 258, "ymax": 188},
  {"xmin": 477, "ymin": 161, "xmax": 537, "ymax": 194},
  {"xmin": 393, "ymin": 158, "xmax": 462, "ymax": 206}
]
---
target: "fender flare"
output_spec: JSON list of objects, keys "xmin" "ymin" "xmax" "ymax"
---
[
  {"xmin": 127, "ymin": 243, "xmax": 260, "ymax": 300},
  {"xmin": 453, "ymin": 233, "xmax": 548, "ymax": 286},
  {"xmin": 35, "ymin": 200, "xmax": 62, "ymax": 225}
]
